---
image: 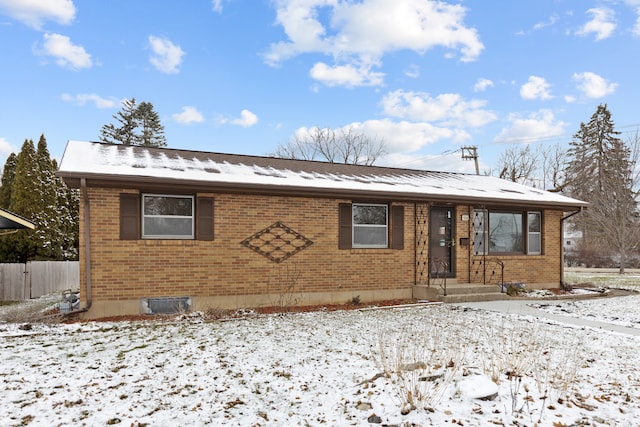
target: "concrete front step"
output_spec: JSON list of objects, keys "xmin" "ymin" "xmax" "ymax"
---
[{"xmin": 413, "ymin": 283, "xmax": 509, "ymax": 303}]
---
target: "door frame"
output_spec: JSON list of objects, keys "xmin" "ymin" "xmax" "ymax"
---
[{"xmin": 429, "ymin": 206, "xmax": 456, "ymax": 278}]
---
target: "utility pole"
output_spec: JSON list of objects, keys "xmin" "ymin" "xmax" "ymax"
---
[{"xmin": 461, "ymin": 146, "xmax": 479, "ymax": 175}]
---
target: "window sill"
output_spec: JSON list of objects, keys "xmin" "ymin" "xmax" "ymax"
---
[
  {"xmin": 138, "ymin": 239, "xmax": 198, "ymax": 246},
  {"xmin": 349, "ymin": 248, "xmax": 395, "ymax": 254}
]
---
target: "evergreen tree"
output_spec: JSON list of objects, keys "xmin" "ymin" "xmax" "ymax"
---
[
  {"xmin": 0, "ymin": 152, "xmax": 17, "ymax": 208},
  {"xmin": 0, "ymin": 136, "xmax": 79, "ymax": 262},
  {"xmin": 34, "ymin": 135, "xmax": 64, "ymax": 259},
  {"xmin": 565, "ymin": 104, "xmax": 639, "ymax": 272},
  {"xmin": 99, "ymin": 97, "xmax": 167, "ymax": 147},
  {"xmin": 566, "ymin": 104, "xmax": 621, "ymax": 200},
  {"xmin": 136, "ymin": 101, "xmax": 167, "ymax": 147},
  {"xmin": 100, "ymin": 97, "xmax": 139, "ymax": 145},
  {"xmin": 3, "ymin": 139, "xmax": 40, "ymax": 262}
]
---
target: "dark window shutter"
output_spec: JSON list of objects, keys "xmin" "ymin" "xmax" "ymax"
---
[
  {"xmin": 391, "ymin": 205, "xmax": 404, "ymax": 250},
  {"xmin": 338, "ymin": 203, "xmax": 352, "ymax": 249},
  {"xmin": 196, "ymin": 197, "xmax": 214, "ymax": 241},
  {"xmin": 120, "ymin": 193, "xmax": 140, "ymax": 240}
]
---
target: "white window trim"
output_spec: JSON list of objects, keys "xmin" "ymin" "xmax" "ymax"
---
[
  {"xmin": 142, "ymin": 194, "xmax": 194, "ymax": 239},
  {"xmin": 527, "ymin": 211, "xmax": 542, "ymax": 255},
  {"xmin": 474, "ymin": 208, "xmax": 542, "ymax": 256},
  {"xmin": 352, "ymin": 203, "xmax": 388, "ymax": 248}
]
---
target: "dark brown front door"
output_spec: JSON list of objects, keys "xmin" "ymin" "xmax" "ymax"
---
[{"xmin": 430, "ymin": 207, "xmax": 454, "ymax": 276}]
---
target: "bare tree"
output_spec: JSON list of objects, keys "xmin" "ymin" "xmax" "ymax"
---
[
  {"xmin": 273, "ymin": 126, "xmax": 386, "ymax": 165},
  {"xmin": 496, "ymin": 144, "xmax": 538, "ymax": 185},
  {"xmin": 493, "ymin": 143, "xmax": 568, "ymax": 191},
  {"xmin": 540, "ymin": 142, "xmax": 567, "ymax": 192}
]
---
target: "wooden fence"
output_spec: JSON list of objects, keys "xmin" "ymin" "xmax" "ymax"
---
[{"xmin": 0, "ymin": 261, "xmax": 79, "ymax": 301}]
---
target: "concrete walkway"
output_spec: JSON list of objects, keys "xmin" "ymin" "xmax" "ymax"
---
[{"xmin": 454, "ymin": 298, "xmax": 640, "ymax": 337}]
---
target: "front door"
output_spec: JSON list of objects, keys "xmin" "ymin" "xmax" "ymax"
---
[{"xmin": 430, "ymin": 207, "xmax": 454, "ymax": 277}]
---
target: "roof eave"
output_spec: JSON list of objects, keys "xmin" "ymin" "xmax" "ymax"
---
[{"xmin": 58, "ymin": 171, "xmax": 588, "ymax": 211}]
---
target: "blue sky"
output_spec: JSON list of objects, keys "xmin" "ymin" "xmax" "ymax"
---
[{"xmin": 1, "ymin": 0, "xmax": 639, "ymax": 175}]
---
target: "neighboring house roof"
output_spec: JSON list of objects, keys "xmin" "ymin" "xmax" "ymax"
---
[
  {"xmin": 0, "ymin": 208, "xmax": 35, "ymax": 230},
  {"xmin": 57, "ymin": 140, "xmax": 587, "ymax": 210}
]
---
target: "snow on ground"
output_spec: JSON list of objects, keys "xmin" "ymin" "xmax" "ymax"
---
[
  {"xmin": 2, "ymin": 295, "xmax": 640, "ymax": 426},
  {"xmin": 530, "ymin": 294, "xmax": 640, "ymax": 330},
  {"xmin": 565, "ymin": 270, "xmax": 640, "ymax": 293}
]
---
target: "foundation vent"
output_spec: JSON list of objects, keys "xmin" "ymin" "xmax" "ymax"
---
[{"xmin": 141, "ymin": 297, "xmax": 192, "ymax": 315}]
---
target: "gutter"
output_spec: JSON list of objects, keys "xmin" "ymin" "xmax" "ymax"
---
[
  {"xmin": 63, "ymin": 174, "xmax": 587, "ymax": 212},
  {"xmin": 65, "ymin": 178, "xmax": 92, "ymax": 316},
  {"xmin": 560, "ymin": 207, "xmax": 584, "ymax": 285}
]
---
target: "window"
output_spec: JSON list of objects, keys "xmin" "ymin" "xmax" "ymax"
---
[
  {"xmin": 120, "ymin": 193, "xmax": 213, "ymax": 241},
  {"xmin": 489, "ymin": 212, "xmax": 523, "ymax": 253},
  {"xmin": 472, "ymin": 209, "xmax": 542, "ymax": 255},
  {"xmin": 352, "ymin": 203, "xmax": 388, "ymax": 248},
  {"xmin": 528, "ymin": 212, "xmax": 541, "ymax": 254},
  {"xmin": 338, "ymin": 203, "xmax": 403, "ymax": 250},
  {"xmin": 142, "ymin": 194, "xmax": 194, "ymax": 239}
]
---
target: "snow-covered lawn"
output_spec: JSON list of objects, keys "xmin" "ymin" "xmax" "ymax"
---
[
  {"xmin": 565, "ymin": 270, "xmax": 640, "ymax": 292},
  {"xmin": 2, "ymin": 294, "xmax": 640, "ymax": 426}
]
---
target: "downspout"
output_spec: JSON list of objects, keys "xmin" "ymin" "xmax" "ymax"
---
[
  {"xmin": 66, "ymin": 178, "xmax": 92, "ymax": 315},
  {"xmin": 560, "ymin": 207, "xmax": 584, "ymax": 285}
]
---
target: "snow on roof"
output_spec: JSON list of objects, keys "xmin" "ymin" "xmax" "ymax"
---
[{"xmin": 57, "ymin": 140, "xmax": 587, "ymax": 209}]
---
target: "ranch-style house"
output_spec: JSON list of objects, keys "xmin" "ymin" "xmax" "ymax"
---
[{"xmin": 57, "ymin": 140, "xmax": 587, "ymax": 319}]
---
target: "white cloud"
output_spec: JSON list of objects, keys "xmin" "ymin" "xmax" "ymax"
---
[
  {"xmin": 148, "ymin": 35, "xmax": 185, "ymax": 74},
  {"xmin": 309, "ymin": 62, "xmax": 384, "ymax": 87},
  {"xmin": 572, "ymin": 71, "xmax": 617, "ymax": 98},
  {"xmin": 625, "ymin": 2, "xmax": 640, "ymax": 36},
  {"xmin": 218, "ymin": 110, "xmax": 259, "ymax": 128},
  {"xmin": 494, "ymin": 109, "xmax": 568, "ymax": 144},
  {"xmin": 404, "ymin": 64, "xmax": 420, "ymax": 78},
  {"xmin": 575, "ymin": 7, "xmax": 616, "ymax": 41},
  {"xmin": 61, "ymin": 93, "xmax": 118, "ymax": 108},
  {"xmin": 381, "ymin": 90, "xmax": 497, "ymax": 128},
  {"xmin": 473, "ymin": 78, "xmax": 494, "ymax": 92},
  {"xmin": 533, "ymin": 14, "xmax": 559, "ymax": 31},
  {"xmin": 0, "ymin": 137, "xmax": 17, "ymax": 158},
  {"xmin": 0, "ymin": 0, "xmax": 75, "ymax": 29},
  {"xmin": 265, "ymin": 0, "xmax": 483, "ymax": 87},
  {"xmin": 38, "ymin": 33, "xmax": 92, "ymax": 70},
  {"xmin": 520, "ymin": 76, "xmax": 553, "ymax": 100},
  {"xmin": 632, "ymin": 7, "xmax": 640, "ymax": 37},
  {"xmin": 172, "ymin": 106, "xmax": 205, "ymax": 125},
  {"xmin": 382, "ymin": 151, "xmax": 476, "ymax": 173},
  {"xmin": 294, "ymin": 119, "xmax": 468, "ymax": 156},
  {"xmin": 212, "ymin": 0, "xmax": 224, "ymax": 13}
]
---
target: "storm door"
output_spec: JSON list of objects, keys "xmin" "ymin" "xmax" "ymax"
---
[{"xmin": 430, "ymin": 207, "xmax": 454, "ymax": 277}]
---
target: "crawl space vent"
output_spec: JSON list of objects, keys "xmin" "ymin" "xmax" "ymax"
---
[{"xmin": 141, "ymin": 297, "xmax": 192, "ymax": 315}]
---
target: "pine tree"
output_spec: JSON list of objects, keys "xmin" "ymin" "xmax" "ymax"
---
[
  {"xmin": 34, "ymin": 135, "xmax": 63, "ymax": 259},
  {"xmin": 0, "ymin": 152, "xmax": 17, "ymax": 208},
  {"xmin": 566, "ymin": 104, "xmax": 620, "ymax": 200},
  {"xmin": 0, "ymin": 136, "xmax": 80, "ymax": 262},
  {"xmin": 99, "ymin": 98, "xmax": 167, "ymax": 147},
  {"xmin": 3, "ymin": 139, "xmax": 40, "ymax": 262},
  {"xmin": 100, "ymin": 98, "xmax": 139, "ymax": 145},
  {"xmin": 565, "ymin": 104, "xmax": 639, "ymax": 272},
  {"xmin": 136, "ymin": 101, "xmax": 167, "ymax": 147}
]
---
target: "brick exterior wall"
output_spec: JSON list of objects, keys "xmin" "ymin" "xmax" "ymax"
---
[
  {"xmin": 454, "ymin": 207, "xmax": 562, "ymax": 285},
  {"xmin": 78, "ymin": 187, "xmax": 564, "ymax": 318},
  {"xmin": 79, "ymin": 187, "xmax": 416, "ymax": 317}
]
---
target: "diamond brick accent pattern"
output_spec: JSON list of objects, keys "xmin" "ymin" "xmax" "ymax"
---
[{"xmin": 241, "ymin": 222, "xmax": 313, "ymax": 263}]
